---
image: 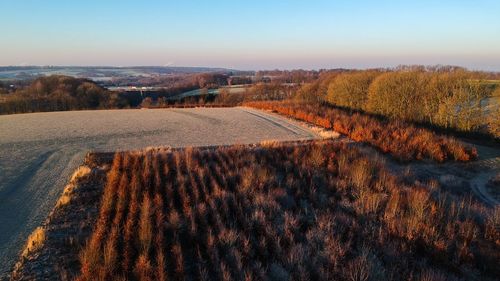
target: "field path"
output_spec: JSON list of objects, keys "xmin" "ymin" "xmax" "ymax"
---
[{"xmin": 0, "ymin": 107, "xmax": 320, "ymax": 276}]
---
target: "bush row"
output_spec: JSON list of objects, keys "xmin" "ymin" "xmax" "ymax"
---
[{"xmin": 245, "ymin": 101, "xmax": 477, "ymax": 162}]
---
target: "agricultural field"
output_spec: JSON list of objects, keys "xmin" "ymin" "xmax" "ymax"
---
[
  {"xmin": 11, "ymin": 141, "xmax": 500, "ymax": 280},
  {"xmin": 0, "ymin": 107, "xmax": 319, "ymax": 277}
]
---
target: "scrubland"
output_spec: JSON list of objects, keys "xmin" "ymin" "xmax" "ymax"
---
[
  {"xmin": 245, "ymin": 101, "xmax": 477, "ymax": 162},
  {"xmin": 77, "ymin": 141, "xmax": 499, "ymax": 281}
]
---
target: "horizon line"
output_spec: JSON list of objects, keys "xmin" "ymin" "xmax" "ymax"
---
[{"xmin": 1, "ymin": 64, "xmax": 499, "ymax": 73}]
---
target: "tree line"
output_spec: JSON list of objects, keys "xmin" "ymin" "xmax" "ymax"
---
[
  {"xmin": 295, "ymin": 67, "xmax": 499, "ymax": 137},
  {"xmin": 0, "ymin": 76, "xmax": 129, "ymax": 114}
]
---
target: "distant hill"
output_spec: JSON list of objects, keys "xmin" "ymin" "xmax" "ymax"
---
[{"xmin": 0, "ymin": 66, "xmax": 235, "ymax": 81}]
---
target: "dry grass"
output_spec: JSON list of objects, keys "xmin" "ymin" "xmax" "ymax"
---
[
  {"xmin": 21, "ymin": 227, "xmax": 46, "ymax": 258},
  {"xmin": 70, "ymin": 166, "xmax": 91, "ymax": 182},
  {"xmin": 56, "ymin": 166, "xmax": 91, "ymax": 208},
  {"xmin": 56, "ymin": 184, "xmax": 74, "ymax": 208},
  {"xmin": 76, "ymin": 141, "xmax": 498, "ymax": 281}
]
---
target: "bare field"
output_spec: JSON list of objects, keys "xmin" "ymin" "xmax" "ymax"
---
[{"xmin": 0, "ymin": 107, "xmax": 320, "ymax": 275}]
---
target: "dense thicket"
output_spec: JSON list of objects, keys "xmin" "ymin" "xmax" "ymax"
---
[
  {"xmin": 326, "ymin": 71, "xmax": 381, "ymax": 110},
  {"xmin": 216, "ymin": 82, "xmax": 297, "ymax": 105},
  {"xmin": 294, "ymin": 72, "xmax": 341, "ymax": 103},
  {"xmin": 489, "ymin": 87, "xmax": 500, "ymax": 136},
  {"xmin": 0, "ymin": 81, "xmax": 8, "ymax": 95},
  {"xmin": 0, "ymin": 76, "xmax": 129, "ymax": 114},
  {"xmin": 298, "ymin": 67, "xmax": 498, "ymax": 137},
  {"xmin": 245, "ymin": 101, "xmax": 477, "ymax": 162},
  {"xmin": 77, "ymin": 142, "xmax": 499, "ymax": 281},
  {"xmin": 254, "ymin": 69, "xmax": 321, "ymax": 84},
  {"xmin": 366, "ymin": 70, "xmax": 489, "ymax": 132}
]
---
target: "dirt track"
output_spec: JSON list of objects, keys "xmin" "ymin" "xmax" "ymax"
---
[{"xmin": 0, "ymin": 107, "xmax": 320, "ymax": 276}]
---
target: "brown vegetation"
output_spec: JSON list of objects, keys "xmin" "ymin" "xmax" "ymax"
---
[
  {"xmin": 214, "ymin": 82, "xmax": 299, "ymax": 106},
  {"xmin": 245, "ymin": 101, "xmax": 477, "ymax": 162},
  {"xmin": 76, "ymin": 141, "xmax": 499, "ymax": 281}
]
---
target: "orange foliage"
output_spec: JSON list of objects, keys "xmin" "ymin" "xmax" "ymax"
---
[{"xmin": 244, "ymin": 101, "xmax": 477, "ymax": 162}]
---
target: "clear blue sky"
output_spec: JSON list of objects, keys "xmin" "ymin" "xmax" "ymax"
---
[{"xmin": 1, "ymin": 0, "xmax": 499, "ymax": 70}]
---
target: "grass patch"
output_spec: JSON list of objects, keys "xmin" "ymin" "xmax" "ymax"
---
[
  {"xmin": 57, "ymin": 166, "xmax": 91, "ymax": 208},
  {"xmin": 21, "ymin": 227, "xmax": 46, "ymax": 258}
]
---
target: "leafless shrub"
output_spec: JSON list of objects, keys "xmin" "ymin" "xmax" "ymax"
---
[
  {"xmin": 245, "ymin": 101, "xmax": 477, "ymax": 162},
  {"xmin": 76, "ymin": 141, "xmax": 498, "ymax": 280},
  {"xmin": 138, "ymin": 195, "xmax": 152, "ymax": 254}
]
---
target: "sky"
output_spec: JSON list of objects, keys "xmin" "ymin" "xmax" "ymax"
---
[{"xmin": 1, "ymin": 0, "xmax": 500, "ymax": 71}]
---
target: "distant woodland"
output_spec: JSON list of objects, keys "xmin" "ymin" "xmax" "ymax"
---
[
  {"xmin": 0, "ymin": 73, "xmax": 235, "ymax": 114},
  {"xmin": 0, "ymin": 76, "xmax": 129, "ymax": 114}
]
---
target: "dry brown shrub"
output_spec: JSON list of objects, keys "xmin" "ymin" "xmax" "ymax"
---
[
  {"xmin": 244, "ymin": 101, "xmax": 477, "ymax": 162},
  {"xmin": 419, "ymin": 268, "xmax": 449, "ymax": 281},
  {"xmin": 75, "ymin": 141, "xmax": 498, "ymax": 281},
  {"xmin": 138, "ymin": 195, "xmax": 152, "ymax": 254},
  {"xmin": 485, "ymin": 206, "xmax": 500, "ymax": 244},
  {"xmin": 134, "ymin": 254, "xmax": 153, "ymax": 281}
]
